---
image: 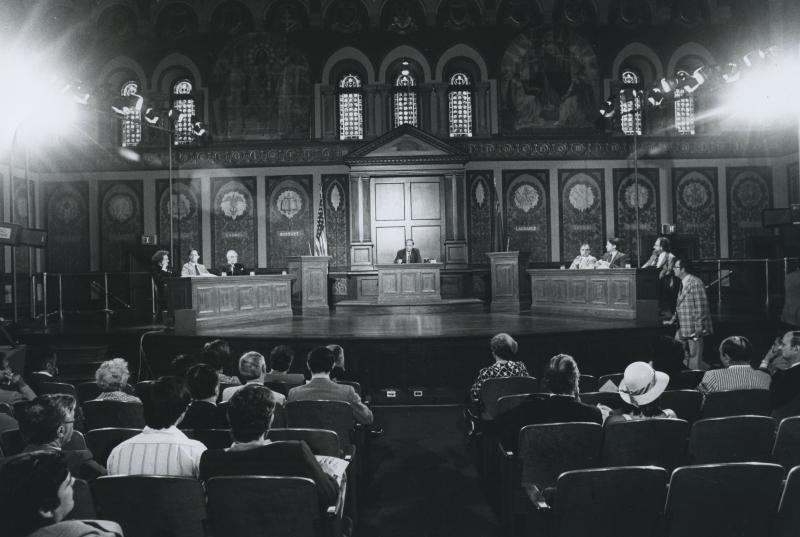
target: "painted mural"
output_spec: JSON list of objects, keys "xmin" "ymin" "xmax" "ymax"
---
[
  {"xmin": 211, "ymin": 33, "xmax": 311, "ymax": 140},
  {"xmin": 613, "ymin": 168, "xmax": 660, "ymax": 266},
  {"xmin": 467, "ymin": 171, "xmax": 494, "ymax": 264},
  {"xmin": 211, "ymin": 177, "xmax": 257, "ymax": 270},
  {"xmin": 267, "ymin": 175, "xmax": 312, "ymax": 268},
  {"xmin": 672, "ymin": 168, "xmax": 719, "ymax": 258},
  {"xmin": 99, "ymin": 181, "xmax": 143, "ymax": 272},
  {"xmin": 46, "ymin": 182, "xmax": 89, "ymax": 272},
  {"xmin": 503, "ymin": 170, "xmax": 550, "ymax": 262},
  {"xmin": 500, "ymin": 29, "xmax": 600, "ymax": 132},
  {"xmin": 559, "ymin": 170, "xmax": 605, "ymax": 262},
  {"xmin": 322, "ymin": 175, "xmax": 349, "ymax": 268},
  {"xmin": 727, "ymin": 167, "xmax": 773, "ymax": 258},
  {"xmin": 157, "ymin": 179, "xmax": 202, "ymax": 265}
]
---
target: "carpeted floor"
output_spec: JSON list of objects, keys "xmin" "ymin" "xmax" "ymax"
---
[{"xmin": 358, "ymin": 405, "xmax": 502, "ymax": 537}]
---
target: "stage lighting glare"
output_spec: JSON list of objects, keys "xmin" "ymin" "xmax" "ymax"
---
[
  {"xmin": 659, "ymin": 78, "xmax": 676, "ymax": 93},
  {"xmin": 111, "ymin": 94, "xmax": 143, "ymax": 116},
  {"xmin": 117, "ymin": 147, "xmax": 141, "ymax": 162},
  {"xmin": 721, "ymin": 63, "xmax": 741, "ymax": 84}
]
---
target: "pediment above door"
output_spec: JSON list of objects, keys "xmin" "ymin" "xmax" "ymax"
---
[{"xmin": 344, "ymin": 125, "xmax": 469, "ymax": 166}]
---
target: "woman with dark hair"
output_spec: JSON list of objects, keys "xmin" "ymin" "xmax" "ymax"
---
[
  {"xmin": 642, "ymin": 236, "xmax": 678, "ymax": 316},
  {"xmin": 151, "ymin": 249, "xmax": 173, "ymax": 315},
  {"xmin": 200, "ymin": 339, "xmax": 241, "ymax": 386}
]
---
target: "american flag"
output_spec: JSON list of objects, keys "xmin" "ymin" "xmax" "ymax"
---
[{"xmin": 313, "ymin": 189, "xmax": 329, "ymax": 256}]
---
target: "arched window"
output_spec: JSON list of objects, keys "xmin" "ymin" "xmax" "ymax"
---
[
  {"xmin": 673, "ymin": 71, "xmax": 695, "ymax": 135},
  {"xmin": 338, "ymin": 74, "xmax": 364, "ymax": 140},
  {"xmin": 619, "ymin": 69, "xmax": 642, "ymax": 135},
  {"xmin": 393, "ymin": 71, "xmax": 418, "ymax": 128},
  {"xmin": 120, "ymin": 81, "xmax": 141, "ymax": 147},
  {"xmin": 172, "ymin": 79, "xmax": 195, "ymax": 145},
  {"xmin": 448, "ymin": 72, "xmax": 472, "ymax": 137}
]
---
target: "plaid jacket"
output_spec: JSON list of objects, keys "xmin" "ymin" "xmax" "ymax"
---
[{"xmin": 675, "ymin": 273, "xmax": 713, "ymax": 338}]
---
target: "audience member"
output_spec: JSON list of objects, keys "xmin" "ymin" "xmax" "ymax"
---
[
  {"xmin": 698, "ymin": 336, "xmax": 770, "ymax": 394},
  {"xmin": 170, "ymin": 353, "xmax": 199, "ymax": 378},
  {"xmin": 469, "ymin": 333, "xmax": 530, "ymax": 403},
  {"xmin": 200, "ymin": 339, "xmax": 241, "ymax": 385},
  {"xmin": 0, "ymin": 451, "xmax": 122, "ymax": 537},
  {"xmin": 107, "ymin": 376, "xmax": 206, "ymax": 477},
  {"xmin": 0, "ymin": 406, "xmax": 19, "ymax": 433},
  {"xmin": 220, "ymin": 352, "xmax": 286, "ymax": 405},
  {"xmin": 263, "ymin": 345, "xmax": 306, "ymax": 386},
  {"xmin": 288, "ymin": 346, "xmax": 374, "ymax": 425},
  {"xmin": 0, "ymin": 352, "xmax": 36, "ymax": 405},
  {"xmin": 91, "ymin": 358, "xmax": 141, "ymax": 403},
  {"xmin": 483, "ymin": 354, "xmax": 603, "ymax": 449},
  {"xmin": 759, "ymin": 330, "xmax": 800, "ymax": 419},
  {"xmin": 607, "ymin": 362, "xmax": 677, "ymax": 423},
  {"xmin": 328, "ymin": 344, "xmax": 357, "ymax": 383},
  {"xmin": 181, "ymin": 364, "xmax": 229, "ymax": 429},
  {"xmin": 26, "ymin": 353, "xmax": 59, "ymax": 395},
  {"xmin": 669, "ymin": 258, "xmax": 713, "ymax": 370},
  {"xmin": 18, "ymin": 394, "xmax": 106, "ymax": 480},
  {"xmin": 199, "ymin": 384, "xmax": 339, "ymax": 508}
]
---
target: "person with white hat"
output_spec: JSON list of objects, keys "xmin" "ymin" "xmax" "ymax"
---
[{"xmin": 607, "ymin": 361, "xmax": 677, "ymax": 423}]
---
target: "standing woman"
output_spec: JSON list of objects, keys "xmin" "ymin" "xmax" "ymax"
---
[
  {"xmin": 642, "ymin": 237, "xmax": 677, "ymax": 316},
  {"xmin": 151, "ymin": 250, "xmax": 173, "ymax": 315}
]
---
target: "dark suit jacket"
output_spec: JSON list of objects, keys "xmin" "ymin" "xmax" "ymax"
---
[
  {"xmin": 181, "ymin": 400, "xmax": 229, "ymax": 429},
  {"xmin": 770, "ymin": 365, "xmax": 800, "ymax": 410},
  {"xmin": 22, "ymin": 444, "xmax": 107, "ymax": 481},
  {"xmin": 219, "ymin": 263, "xmax": 247, "ymax": 276},
  {"xmin": 484, "ymin": 394, "xmax": 603, "ymax": 450},
  {"xmin": 199, "ymin": 440, "xmax": 338, "ymax": 507},
  {"xmin": 601, "ymin": 251, "xmax": 629, "ymax": 268},
  {"xmin": 394, "ymin": 248, "xmax": 422, "ymax": 264}
]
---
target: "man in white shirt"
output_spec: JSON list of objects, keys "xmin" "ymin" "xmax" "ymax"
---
[
  {"xmin": 180, "ymin": 248, "xmax": 216, "ymax": 277},
  {"xmin": 107, "ymin": 376, "xmax": 206, "ymax": 477},
  {"xmin": 221, "ymin": 351, "xmax": 286, "ymax": 406}
]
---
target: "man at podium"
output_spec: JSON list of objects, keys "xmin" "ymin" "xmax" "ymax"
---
[{"xmin": 394, "ymin": 239, "xmax": 422, "ymax": 264}]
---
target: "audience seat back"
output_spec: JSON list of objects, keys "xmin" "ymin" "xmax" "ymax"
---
[
  {"xmin": 85, "ymin": 428, "xmax": 141, "ymax": 466},
  {"xmin": 688, "ymin": 415, "xmax": 776, "ymax": 464},
  {"xmin": 0, "ymin": 402, "xmax": 12, "ymax": 415},
  {"xmin": 658, "ymin": 390, "xmax": 703, "ymax": 423},
  {"xmin": 38, "ymin": 382, "xmax": 79, "ymax": 398},
  {"xmin": 495, "ymin": 393, "xmax": 543, "ymax": 417},
  {"xmin": 772, "ymin": 416, "xmax": 800, "ymax": 472},
  {"xmin": 578, "ymin": 374, "xmax": 597, "ymax": 393},
  {"xmin": 518, "ymin": 421, "xmax": 602, "ymax": 490},
  {"xmin": 287, "ymin": 400, "xmax": 355, "ymax": 450},
  {"xmin": 0, "ymin": 429, "xmax": 24, "ymax": 456},
  {"xmin": 335, "ymin": 380, "xmax": 362, "ymax": 396},
  {"xmin": 268, "ymin": 428, "xmax": 340, "ymax": 457},
  {"xmin": 601, "ymin": 418, "xmax": 689, "ymax": 472},
  {"xmin": 183, "ymin": 428, "xmax": 232, "ymax": 450},
  {"xmin": 65, "ymin": 478, "xmax": 97, "ymax": 520},
  {"xmin": 82, "ymin": 400, "xmax": 145, "ymax": 431},
  {"xmin": 579, "ymin": 391, "xmax": 627, "ymax": 409},
  {"xmin": 775, "ymin": 465, "xmax": 800, "ymax": 537},
  {"xmin": 480, "ymin": 376, "xmax": 539, "ymax": 418},
  {"xmin": 676, "ymin": 369, "xmax": 706, "ymax": 390},
  {"xmin": 701, "ymin": 389, "xmax": 771, "ymax": 419}
]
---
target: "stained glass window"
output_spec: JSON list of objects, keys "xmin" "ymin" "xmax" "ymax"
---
[
  {"xmin": 120, "ymin": 81, "xmax": 141, "ymax": 147},
  {"xmin": 673, "ymin": 72, "xmax": 695, "ymax": 135},
  {"xmin": 619, "ymin": 69, "xmax": 642, "ymax": 135},
  {"xmin": 173, "ymin": 79, "xmax": 195, "ymax": 145},
  {"xmin": 448, "ymin": 72, "xmax": 472, "ymax": 137},
  {"xmin": 338, "ymin": 74, "xmax": 364, "ymax": 140},
  {"xmin": 393, "ymin": 72, "xmax": 418, "ymax": 128}
]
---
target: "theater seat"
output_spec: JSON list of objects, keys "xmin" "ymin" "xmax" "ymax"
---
[
  {"xmin": 601, "ymin": 418, "xmax": 689, "ymax": 472},
  {"xmin": 688, "ymin": 415, "xmax": 776, "ymax": 464},
  {"xmin": 183, "ymin": 428, "xmax": 232, "ymax": 450},
  {"xmin": 287, "ymin": 400, "xmax": 359, "ymax": 455},
  {"xmin": 268, "ymin": 428, "xmax": 341, "ymax": 457},
  {"xmin": 85, "ymin": 428, "xmax": 141, "ymax": 466},
  {"xmin": 82, "ymin": 400, "xmax": 145, "ymax": 431},
  {"xmin": 65, "ymin": 478, "xmax": 97, "ymax": 520},
  {"xmin": 775, "ymin": 465, "xmax": 800, "ymax": 537},
  {"xmin": 658, "ymin": 390, "xmax": 702, "ymax": 423},
  {"xmin": 700, "ymin": 389, "xmax": 771, "ymax": 419},
  {"xmin": 39, "ymin": 382, "xmax": 79, "ymax": 398},
  {"xmin": 480, "ymin": 376, "xmax": 539, "ymax": 419},
  {"xmin": 771, "ymin": 416, "xmax": 800, "ymax": 472}
]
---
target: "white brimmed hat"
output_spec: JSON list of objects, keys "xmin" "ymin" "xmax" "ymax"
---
[{"xmin": 618, "ymin": 361, "xmax": 670, "ymax": 407}]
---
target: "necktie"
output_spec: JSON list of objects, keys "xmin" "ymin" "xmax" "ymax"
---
[
  {"xmin": 195, "ymin": 264, "xmax": 200, "ymax": 276},
  {"xmin": 230, "ymin": 264, "xmax": 235, "ymax": 274},
  {"xmin": 406, "ymin": 252, "xmax": 410, "ymax": 263}
]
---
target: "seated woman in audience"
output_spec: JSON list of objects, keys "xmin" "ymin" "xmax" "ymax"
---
[
  {"xmin": 606, "ymin": 361, "xmax": 677, "ymax": 423},
  {"xmin": 200, "ymin": 338, "xmax": 241, "ymax": 386},
  {"xmin": 0, "ymin": 352, "xmax": 36, "ymax": 405},
  {"xmin": 469, "ymin": 333, "xmax": 530, "ymax": 403},
  {"xmin": 91, "ymin": 358, "xmax": 141, "ymax": 403},
  {"xmin": 698, "ymin": 336, "xmax": 770, "ymax": 394},
  {"xmin": 0, "ymin": 451, "xmax": 122, "ymax": 537}
]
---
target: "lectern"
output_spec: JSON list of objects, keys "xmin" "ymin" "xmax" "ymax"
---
[
  {"xmin": 286, "ymin": 256, "xmax": 331, "ymax": 315},
  {"xmin": 487, "ymin": 251, "xmax": 531, "ymax": 312}
]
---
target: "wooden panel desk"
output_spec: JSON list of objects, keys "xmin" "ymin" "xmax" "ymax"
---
[
  {"xmin": 527, "ymin": 268, "xmax": 658, "ymax": 322},
  {"xmin": 376, "ymin": 263, "xmax": 443, "ymax": 303},
  {"xmin": 166, "ymin": 275, "xmax": 295, "ymax": 328}
]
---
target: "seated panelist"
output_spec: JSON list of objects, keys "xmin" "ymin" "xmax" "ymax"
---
[
  {"xmin": 568, "ymin": 243, "xmax": 597, "ymax": 270},
  {"xmin": 394, "ymin": 239, "xmax": 422, "ymax": 264},
  {"xmin": 220, "ymin": 249, "xmax": 247, "ymax": 276},
  {"xmin": 596, "ymin": 237, "xmax": 629, "ymax": 269},
  {"xmin": 181, "ymin": 248, "xmax": 217, "ymax": 277}
]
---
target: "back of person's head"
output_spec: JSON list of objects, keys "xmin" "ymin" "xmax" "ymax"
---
[
  {"xmin": 543, "ymin": 354, "xmax": 580, "ymax": 396},
  {"xmin": 185, "ymin": 363, "xmax": 220, "ymax": 400},
  {"xmin": 651, "ymin": 336, "xmax": 686, "ymax": 378},
  {"xmin": 327, "ymin": 344, "xmax": 343, "ymax": 362},
  {"xmin": 227, "ymin": 385, "xmax": 276, "ymax": 443},
  {"xmin": 674, "ymin": 257, "xmax": 693, "ymax": 273},
  {"xmin": 18, "ymin": 394, "xmax": 76, "ymax": 445},
  {"xmin": 269, "ymin": 345, "xmax": 294, "ymax": 372},
  {"xmin": 238, "ymin": 351, "xmax": 266, "ymax": 381},
  {"xmin": 201, "ymin": 339, "xmax": 232, "ymax": 372},
  {"xmin": 489, "ymin": 333, "xmax": 518, "ymax": 361},
  {"xmin": 95, "ymin": 357, "xmax": 130, "ymax": 391},
  {"xmin": 307, "ymin": 346, "xmax": 335, "ymax": 374},
  {"xmin": 171, "ymin": 353, "xmax": 199, "ymax": 377},
  {"xmin": 144, "ymin": 376, "xmax": 191, "ymax": 429},
  {"xmin": 0, "ymin": 451, "xmax": 71, "ymax": 537},
  {"xmin": 32, "ymin": 353, "xmax": 57, "ymax": 373},
  {"xmin": 719, "ymin": 335, "xmax": 753, "ymax": 365}
]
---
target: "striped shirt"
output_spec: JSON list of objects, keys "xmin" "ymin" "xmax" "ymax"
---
[
  {"xmin": 697, "ymin": 364, "xmax": 771, "ymax": 394},
  {"xmin": 107, "ymin": 426, "xmax": 206, "ymax": 477}
]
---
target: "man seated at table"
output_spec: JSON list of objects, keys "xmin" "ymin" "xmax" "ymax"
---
[
  {"xmin": 219, "ymin": 249, "xmax": 247, "ymax": 276},
  {"xmin": 394, "ymin": 239, "xmax": 422, "ymax": 264},
  {"xmin": 568, "ymin": 243, "xmax": 597, "ymax": 270},
  {"xmin": 181, "ymin": 248, "xmax": 217, "ymax": 277},
  {"xmin": 596, "ymin": 237, "xmax": 629, "ymax": 269}
]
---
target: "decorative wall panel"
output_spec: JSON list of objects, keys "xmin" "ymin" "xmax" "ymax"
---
[
  {"xmin": 13, "ymin": 178, "xmax": 34, "ymax": 276},
  {"xmin": 503, "ymin": 171, "xmax": 550, "ymax": 262},
  {"xmin": 322, "ymin": 175, "xmax": 349, "ymax": 268},
  {"xmin": 727, "ymin": 167, "xmax": 773, "ymax": 258},
  {"xmin": 99, "ymin": 180, "xmax": 143, "ymax": 272},
  {"xmin": 211, "ymin": 177, "xmax": 257, "ymax": 270},
  {"xmin": 559, "ymin": 169, "xmax": 605, "ymax": 262},
  {"xmin": 267, "ymin": 175, "xmax": 312, "ymax": 268},
  {"xmin": 45, "ymin": 181, "xmax": 89, "ymax": 272},
  {"xmin": 613, "ymin": 168, "xmax": 660, "ymax": 266},
  {"xmin": 788, "ymin": 162, "xmax": 799, "ymax": 205},
  {"xmin": 672, "ymin": 168, "xmax": 719, "ymax": 258},
  {"xmin": 467, "ymin": 171, "xmax": 493, "ymax": 264},
  {"xmin": 157, "ymin": 179, "xmax": 202, "ymax": 264}
]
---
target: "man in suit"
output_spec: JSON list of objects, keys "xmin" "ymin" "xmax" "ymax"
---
[
  {"xmin": 220, "ymin": 351, "xmax": 286, "ymax": 406},
  {"xmin": 598, "ymin": 237, "xmax": 629, "ymax": 268},
  {"xmin": 288, "ymin": 347, "xmax": 374, "ymax": 425},
  {"xmin": 181, "ymin": 248, "xmax": 216, "ymax": 277},
  {"xmin": 181, "ymin": 364, "xmax": 229, "ymax": 429},
  {"xmin": 394, "ymin": 239, "xmax": 422, "ymax": 264},
  {"xmin": 669, "ymin": 258, "xmax": 713, "ymax": 370},
  {"xmin": 263, "ymin": 345, "xmax": 305, "ymax": 387},
  {"xmin": 198, "ymin": 384, "xmax": 339, "ymax": 508},
  {"xmin": 219, "ymin": 250, "xmax": 247, "ymax": 276},
  {"xmin": 25, "ymin": 353, "xmax": 59, "ymax": 395},
  {"xmin": 759, "ymin": 330, "xmax": 800, "ymax": 419}
]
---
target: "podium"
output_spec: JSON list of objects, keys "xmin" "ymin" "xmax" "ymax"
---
[
  {"xmin": 487, "ymin": 251, "xmax": 531, "ymax": 312},
  {"xmin": 376, "ymin": 263, "xmax": 442, "ymax": 303},
  {"xmin": 286, "ymin": 256, "xmax": 331, "ymax": 315}
]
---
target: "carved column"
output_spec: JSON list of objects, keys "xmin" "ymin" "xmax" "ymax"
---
[
  {"xmin": 349, "ymin": 174, "xmax": 373, "ymax": 270},
  {"xmin": 444, "ymin": 172, "xmax": 468, "ymax": 268},
  {"xmin": 286, "ymin": 256, "xmax": 331, "ymax": 315},
  {"xmin": 487, "ymin": 251, "xmax": 531, "ymax": 312}
]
